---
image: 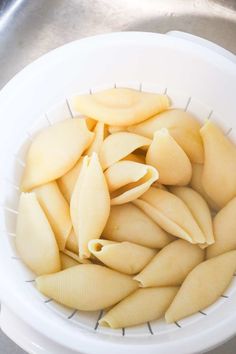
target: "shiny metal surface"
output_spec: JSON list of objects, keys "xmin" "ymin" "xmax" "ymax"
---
[{"xmin": 0, "ymin": 0, "xmax": 236, "ymax": 353}]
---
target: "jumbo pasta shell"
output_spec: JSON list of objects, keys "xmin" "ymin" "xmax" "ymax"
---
[
  {"xmin": 60, "ymin": 252, "xmax": 79, "ymax": 270},
  {"xmin": 66, "ymin": 229, "xmax": 78, "ymax": 254},
  {"xmin": 36, "ymin": 264, "xmax": 138, "ymax": 311},
  {"xmin": 57, "ymin": 159, "xmax": 83, "ymax": 202},
  {"xmin": 85, "ymin": 121, "xmax": 105, "ymax": 156},
  {"xmin": 21, "ymin": 118, "xmax": 94, "ymax": 191},
  {"xmin": 16, "ymin": 193, "xmax": 60, "ymax": 275},
  {"xmin": 70, "ymin": 88, "xmax": 169, "ymax": 126}
]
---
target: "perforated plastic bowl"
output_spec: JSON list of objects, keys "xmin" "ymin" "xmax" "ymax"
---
[{"xmin": 0, "ymin": 32, "xmax": 236, "ymax": 354}]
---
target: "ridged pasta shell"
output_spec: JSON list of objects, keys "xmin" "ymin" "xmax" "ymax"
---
[
  {"xmin": 88, "ymin": 239, "xmax": 156, "ymax": 275},
  {"xmin": 21, "ymin": 118, "xmax": 94, "ymax": 191},
  {"xmin": 57, "ymin": 159, "xmax": 83, "ymax": 202},
  {"xmin": 165, "ymin": 250, "xmax": 236, "ymax": 323},
  {"xmin": 134, "ymin": 239, "xmax": 204, "ymax": 287},
  {"xmin": 60, "ymin": 252, "xmax": 79, "ymax": 270},
  {"xmin": 70, "ymin": 153, "xmax": 110, "ymax": 258},
  {"xmin": 66, "ymin": 229, "xmax": 78, "ymax": 254},
  {"xmin": 128, "ymin": 109, "xmax": 203, "ymax": 163},
  {"xmin": 207, "ymin": 197, "xmax": 236, "ymax": 259},
  {"xmin": 99, "ymin": 132, "xmax": 151, "ymax": 170},
  {"xmin": 105, "ymin": 161, "xmax": 158, "ymax": 205},
  {"xmin": 33, "ymin": 181, "xmax": 72, "ymax": 250},
  {"xmin": 200, "ymin": 121, "xmax": 236, "ymax": 208},
  {"xmin": 103, "ymin": 203, "xmax": 173, "ymax": 249},
  {"xmin": 85, "ymin": 121, "xmax": 105, "ymax": 156},
  {"xmin": 16, "ymin": 193, "xmax": 60, "ymax": 275},
  {"xmin": 146, "ymin": 128, "xmax": 192, "ymax": 185},
  {"xmin": 99, "ymin": 287, "xmax": 178, "ymax": 328},
  {"xmin": 170, "ymin": 187, "xmax": 214, "ymax": 246},
  {"xmin": 134, "ymin": 187, "xmax": 206, "ymax": 244},
  {"xmin": 122, "ymin": 153, "xmax": 145, "ymax": 164},
  {"xmin": 70, "ymin": 88, "xmax": 169, "ymax": 126},
  {"xmin": 36, "ymin": 264, "xmax": 138, "ymax": 311},
  {"xmin": 62, "ymin": 249, "xmax": 91, "ymax": 264}
]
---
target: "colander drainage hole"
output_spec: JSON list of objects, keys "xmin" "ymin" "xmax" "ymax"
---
[
  {"xmin": 68, "ymin": 309, "xmax": 77, "ymax": 320},
  {"xmin": 147, "ymin": 322, "xmax": 154, "ymax": 335},
  {"xmin": 221, "ymin": 295, "xmax": 229, "ymax": 298},
  {"xmin": 199, "ymin": 310, "xmax": 207, "ymax": 316},
  {"xmin": 175, "ymin": 321, "xmax": 181, "ymax": 328},
  {"xmin": 66, "ymin": 99, "xmax": 74, "ymax": 118},
  {"xmin": 44, "ymin": 298, "xmax": 53, "ymax": 303},
  {"xmin": 94, "ymin": 309, "xmax": 104, "ymax": 330}
]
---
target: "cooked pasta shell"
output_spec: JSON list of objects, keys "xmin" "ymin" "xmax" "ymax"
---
[
  {"xmin": 62, "ymin": 249, "xmax": 91, "ymax": 264},
  {"xmin": 105, "ymin": 161, "xmax": 158, "ymax": 205},
  {"xmin": 103, "ymin": 203, "xmax": 173, "ymax": 248},
  {"xmin": 152, "ymin": 181, "xmax": 167, "ymax": 190},
  {"xmin": 134, "ymin": 240, "xmax": 204, "ymax": 287},
  {"xmin": 33, "ymin": 181, "xmax": 72, "ymax": 250},
  {"xmin": 170, "ymin": 187, "xmax": 214, "ymax": 246},
  {"xmin": 88, "ymin": 239, "xmax": 156, "ymax": 275},
  {"xmin": 85, "ymin": 117, "xmax": 97, "ymax": 130},
  {"xmin": 16, "ymin": 193, "xmax": 60, "ymax": 275},
  {"xmin": 200, "ymin": 121, "xmax": 236, "ymax": 208},
  {"xmin": 146, "ymin": 129, "xmax": 192, "ymax": 185},
  {"xmin": 70, "ymin": 88, "xmax": 169, "ymax": 126},
  {"xmin": 60, "ymin": 252, "xmax": 79, "ymax": 270},
  {"xmin": 57, "ymin": 159, "xmax": 83, "ymax": 202},
  {"xmin": 128, "ymin": 109, "xmax": 203, "ymax": 163},
  {"xmin": 36, "ymin": 264, "xmax": 138, "ymax": 311},
  {"xmin": 66, "ymin": 229, "xmax": 78, "ymax": 253},
  {"xmin": 165, "ymin": 250, "xmax": 236, "ymax": 323},
  {"xmin": 70, "ymin": 153, "xmax": 110, "ymax": 258},
  {"xmin": 99, "ymin": 132, "xmax": 151, "ymax": 170},
  {"xmin": 207, "ymin": 197, "xmax": 236, "ymax": 259},
  {"xmin": 85, "ymin": 121, "xmax": 105, "ymax": 156},
  {"xmin": 99, "ymin": 287, "xmax": 178, "ymax": 329},
  {"xmin": 190, "ymin": 163, "xmax": 219, "ymax": 211},
  {"xmin": 122, "ymin": 153, "xmax": 145, "ymax": 164},
  {"xmin": 134, "ymin": 187, "xmax": 205, "ymax": 244},
  {"xmin": 21, "ymin": 118, "xmax": 94, "ymax": 191},
  {"xmin": 108, "ymin": 125, "xmax": 127, "ymax": 134}
]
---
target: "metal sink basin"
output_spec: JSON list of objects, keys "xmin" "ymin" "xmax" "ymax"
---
[{"xmin": 0, "ymin": 0, "xmax": 236, "ymax": 353}]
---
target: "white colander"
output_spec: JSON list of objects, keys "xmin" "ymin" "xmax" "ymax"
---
[{"xmin": 0, "ymin": 31, "xmax": 236, "ymax": 354}]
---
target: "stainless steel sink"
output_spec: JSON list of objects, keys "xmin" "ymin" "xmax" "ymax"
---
[{"xmin": 0, "ymin": 0, "xmax": 236, "ymax": 353}]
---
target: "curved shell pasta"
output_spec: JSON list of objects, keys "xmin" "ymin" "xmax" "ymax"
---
[
  {"xmin": 170, "ymin": 187, "xmax": 214, "ymax": 246},
  {"xmin": 200, "ymin": 121, "xmax": 236, "ymax": 208},
  {"xmin": 66, "ymin": 229, "xmax": 78, "ymax": 254},
  {"xmin": 16, "ymin": 193, "xmax": 60, "ymax": 275},
  {"xmin": 86, "ymin": 117, "xmax": 97, "ymax": 130},
  {"xmin": 99, "ymin": 132, "xmax": 151, "ymax": 170},
  {"xmin": 122, "ymin": 153, "xmax": 145, "ymax": 164},
  {"xmin": 105, "ymin": 161, "xmax": 158, "ymax": 205},
  {"xmin": 21, "ymin": 118, "xmax": 94, "ymax": 191},
  {"xmin": 57, "ymin": 159, "xmax": 83, "ymax": 202},
  {"xmin": 33, "ymin": 181, "xmax": 72, "ymax": 250},
  {"xmin": 134, "ymin": 239, "xmax": 204, "ymax": 287},
  {"xmin": 85, "ymin": 121, "xmax": 105, "ymax": 156},
  {"xmin": 146, "ymin": 129, "xmax": 192, "ymax": 185},
  {"xmin": 70, "ymin": 88, "xmax": 169, "ymax": 126},
  {"xmin": 207, "ymin": 197, "xmax": 236, "ymax": 259},
  {"xmin": 99, "ymin": 287, "xmax": 178, "ymax": 329},
  {"xmin": 60, "ymin": 252, "xmax": 79, "ymax": 270},
  {"xmin": 70, "ymin": 153, "xmax": 110, "ymax": 258},
  {"xmin": 128, "ymin": 109, "xmax": 203, "ymax": 163},
  {"xmin": 165, "ymin": 250, "xmax": 236, "ymax": 323},
  {"xmin": 103, "ymin": 204, "xmax": 173, "ymax": 249},
  {"xmin": 36, "ymin": 264, "xmax": 138, "ymax": 311},
  {"xmin": 88, "ymin": 239, "xmax": 156, "ymax": 275},
  {"xmin": 108, "ymin": 125, "xmax": 127, "ymax": 134},
  {"xmin": 62, "ymin": 249, "xmax": 91, "ymax": 264},
  {"xmin": 190, "ymin": 163, "xmax": 219, "ymax": 211},
  {"xmin": 134, "ymin": 187, "xmax": 206, "ymax": 244}
]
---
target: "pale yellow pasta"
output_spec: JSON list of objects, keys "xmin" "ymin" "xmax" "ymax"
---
[
  {"xmin": 99, "ymin": 287, "xmax": 178, "ymax": 328},
  {"xmin": 200, "ymin": 121, "xmax": 236, "ymax": 208},
  {"xmin": 57, "ymin": 159, "xmax": 83, "ymax": 202},
  {"xmin": 62, "ymin": 249, "xmax": 91, "ymax": 264},
  {"xmin": 85, "ymin": 121, "xmax": 105, "ymax": 156},
  {"xmin": 103, "ymin": 203, "xmax": 173, "ymax": 248},
  {"xmin": 85, "ymin": 117, "xmax": 97, "ymax": 130},
  {"xmin": 36, "ymin": 264, "xmax": 138, "ymax": 311},
  {"xmin": 134, "ymin": 239, "xmax": 204, "ymax": 287},
  {"xmin": 66, "ymin": 229, "xmax": 78, "ymax": 254},
  {"xmin": 21, "ymin": 118, "xmax": 94, "ymax": 191},
  {"xmin": 88, "ymin": 239, "xmax": 156, "ymax": 275},
  {"xmin": 190, "ymin": 163, "xmax": 219, "ymax": 211},
  {"xmin": 128, "ymin": 109, "xmax": 203, "ymax": 163},
  {"xmin": 16, "ymin": 193, "xmax": 60, "ymax": 275},
  {"xmin": 60, "ymin": 252, "xmax": 79, "ymax": 270},
  {"xmin": 165, "ymin": 250, "xmax": 236, "ymax": 323},
  {"xmin": 33, "ymin": 181, "xmax": 72, "ymax": 250},
  {"xmin": 207, "ymin": 197, "xmax": 236, "ymax": 259},
  {"xmin": 152, "ymin": 181, "xmax": 168, "ymax": 190},
  {"xmin": 99, "ymin": 132, "xmax": 151, "ymax": 170},
  {"xmin": 146, "ymin": 128, "xmax": 192, "ymax": 185},
  {"xmin": 135, "ymin": 187, "xmax": 205, "ymax": 244},
  {"xmin": 122, "ymin": 153, "xmax": 145, "ymax": 164},
  {"xmin": 170, "ymin": 187, "xmax": 214, "ymax": 246},
  {"xmin": 70, "ymin": 153, "xmax": 110, "ymax": 258},
  {"xmin": 104, "ymin": 161, "xmax": 158, "ymax": 205},
  {"xmin": 108, "ymin": 125, "xmax": 127, "ymax": 134},
  {"xmin": 70, "ymin": 88, "xmax": 169, "ymax": 126}
]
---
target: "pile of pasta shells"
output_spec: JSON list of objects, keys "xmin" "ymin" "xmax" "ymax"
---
[{"xmin": 15, "ymin": 88, "xmax": 236, "ymax": 329}]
